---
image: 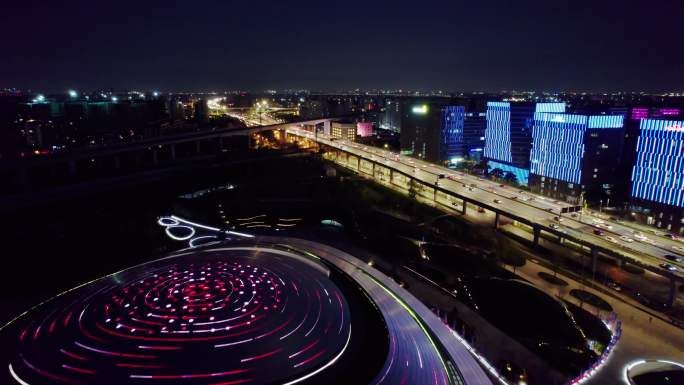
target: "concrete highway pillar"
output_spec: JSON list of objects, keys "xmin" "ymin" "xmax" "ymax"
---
[
  {"xmin": 389, "ymin": 169, "xmax": 394, "ymax": 184},
  {"xmin": 462, "ymin": 200, "xmax": 467, "ymax": 215},
  {"xmin": 152, "ymin": 149, "xmax": 158, "ymax": 165},
  {"xmin": 533, "ymin": 226, "xmax": 540, "ymax": 245},
  {"xmin": 278, "ymin": 129, "xmax": 287, "ymax": 145},
  {"xmin": 669, "ymin": 278, "xmax": 677, "ymax": 307},
  {"xmin": 591, "ymin": 247, "xmax": 598, "ymax": 282},
  {"xmin": 219, "ymin": 136, "xmax": 225, "ymax": 150},
  {"xmin": 170, "ymin": 144, "xmax": 176, "ymax": 160},
  {"xmin": 371, "ymin": 162, "xmax": 375, "ymax": 178},
  {"xmin": 195, "ymin": 140, "xmax": 202, "ymax": 154},
  {"xmin": 494, "ymin": 212, "xmax": 500, "ymax": 229}
]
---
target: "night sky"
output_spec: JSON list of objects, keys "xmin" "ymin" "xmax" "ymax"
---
[{"xmin": 2, "ymin": 0, "xmax": 683, "ymax": 93}]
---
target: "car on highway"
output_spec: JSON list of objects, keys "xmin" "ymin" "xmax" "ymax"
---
[
  {"xmin": 593, "ymin": 229, "xmax": 604, "ymax": 236},
  {"xmin": 633, "ymin": 232, "xmax": 647, "ymax": 240},
  {"xmin": 438, "ymin": 173, "xmax": 445, "ymax": 179},
  {"xmin": 468, "ymin": 187, "xmax": 474, "ymax": 192},
  {"xmin": 493, "ymin": 199, "xmax": 502, "ymax": 204},
  {"xmin": 620, "ymin": 235, "xmax": 634, "ymax": 243},
  {"xmin": 605, "ymin": 236, "xmax": 618, "ymax": 243},
  {"xmin": 477, "ymin": 207, "xmax": 485, "ymax": 213},
  {"xmin": 660, "ymin": 263, "xmax": 678, "ymax": 272},
  {"xmin": 550, "ymin": 223, "xmax": 560, "ymax": 229},
  {"xmin": 554, "ymin": 216, "xmax": 563, "ymax": 222},
  {"xmin": 672, "ymin": 245, "xmax": 684, "ymax": 252},
  {"xmin": 665, "ymin": 254, "xmax": 683, "ymax": 262},
  {"xmin": 606, "ymin": 281, "xmax": 621, "ymax": 292}
]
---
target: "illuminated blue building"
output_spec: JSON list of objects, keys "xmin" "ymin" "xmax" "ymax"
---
[
  {"xmin": 529, "ymin": 112, "xmax": 625, "ymax": 203},
  {"xmin": 440, "ymin": 106, "xmax": 465, "ymax": 162},
  {"xmin": 483, "ymin": 101, "xmax": 566, "ymax": 185},
  {"xmin": 630, "ymin": 119, "xmax": 684, "ymax": 231}
]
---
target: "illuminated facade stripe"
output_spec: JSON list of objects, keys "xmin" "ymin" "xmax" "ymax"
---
[
  {"xmin": 535, "ymin": 102, "xmax": 566, "ymax": 113},
  {"xmin": 483, "ymin": 102, "xmax": 512, "ymax": 162},
  {"xmin": 484, "ymin": 102, "xmax": 566, "ymax": 165},
  {"xmin": 631, "ymin": 119, "xmax": 684, "ymax": 207},
  {"xmin": 530, "ymin": 113, "xmax": 624, "ymax": 184}
]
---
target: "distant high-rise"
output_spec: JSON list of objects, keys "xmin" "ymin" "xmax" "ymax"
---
[
  {"xmin": 193, "ymin": 99, "xmax": 209, "ymax": 124},
  {"xmin": 463, "ymin": 111, "xmax": 487, "ymax": 160},
  {"xmin": 168, "ymin": 97, "xmax": 185, "ymax": 121},
  {"xmin": 380, "ymin": 99, "xmax": 402, "ymax": 133},
  {"xmin": 399, "ymin": 101, "xmax": 464, "ymax": 164}
]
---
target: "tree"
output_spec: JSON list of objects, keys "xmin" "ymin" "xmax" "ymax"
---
[
  {"xmin": 503, "ymin": 171, "xmax": 519, "ymax": 186},
  {"xmin": 490, "ymin": 168, "xmax": 505, "ymax": 180},
  {"xmin": 495, "ymin": 236, "xmax": 526, "ymax": 272},
  {"xmin": 408, "ymin": 177, "xmax": 418, "ymax": 201}
]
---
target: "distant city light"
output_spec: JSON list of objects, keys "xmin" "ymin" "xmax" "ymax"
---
[
  {"xmin": 153, "ymin": 91, "xmax": 159, "ymax": 97},
  {"xmin": 412, "ymin": 105, "xmax": 428, "ymax": 114},
  {"xmin": 68, "ymin": 90, "xmax": 78, "ymax": 98},
  {"xmin": 111, "ymin": 96, "xmax": 118, "ymax": 102}
]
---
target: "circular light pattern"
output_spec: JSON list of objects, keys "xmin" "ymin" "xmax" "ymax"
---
[
  {"xmin": 156, "ymin": 218, "xmax": 179, "ymax": 227},
  {"xmin": 165, "ymin": 225, "xmax": 195, "ymax": 241},
  {"xmin": 188, "ymin": 236, "xmax": 219, "ymax": 248},
  {"xmin": 1, "ymin": 248, "xmax": 351, "ymax": 385}
]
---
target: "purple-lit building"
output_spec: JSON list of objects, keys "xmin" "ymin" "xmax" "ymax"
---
[{"xmin": 356, "ymin": 122, "xmax": 373, "ymax": 137}]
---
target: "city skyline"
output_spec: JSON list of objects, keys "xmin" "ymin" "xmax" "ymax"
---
[{"xmin": 2, "ymin": 0, "xmax": 684, "ymax": 93}]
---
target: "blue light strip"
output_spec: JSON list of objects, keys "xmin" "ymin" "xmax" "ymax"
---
[
  {"xmin": 535, "ymin": 102, "xmax": 566, "ymax": 113},
  {"xmin": 587, "ymin": 115, "xmax": 624, "ymax": 129},
  {"xmin": 631, "ymin": 119, "xmax": 684, "ymax": 207}
]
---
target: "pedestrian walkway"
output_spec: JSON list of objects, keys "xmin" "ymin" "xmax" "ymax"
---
[{"xmin": 505, "ymin": 259, "xmax": 684, "ymax": 385}]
